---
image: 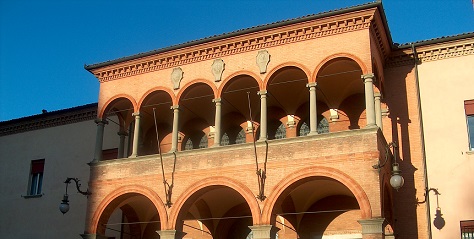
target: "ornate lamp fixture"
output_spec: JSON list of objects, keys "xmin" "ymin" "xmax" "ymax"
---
[
  {"xmin": 59, "ymin": 177, "xmax": 91, "ymax": 214},
  {"xmin": 373, "ymin": 142, "xmax": 404, "ymax": 190}
]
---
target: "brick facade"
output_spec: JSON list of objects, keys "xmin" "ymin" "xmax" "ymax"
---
[{"xmin": 83, "ymin": 3, "xmax": 429, "ymax": 239}]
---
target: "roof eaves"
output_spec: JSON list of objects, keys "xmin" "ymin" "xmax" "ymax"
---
[
  {"xmin": 397, "ymin": 32, "xmax": 474, "ymax": 49},
  {"xmin": 84, "ymin": 1, "xmax": 382, "ymax": 71}
]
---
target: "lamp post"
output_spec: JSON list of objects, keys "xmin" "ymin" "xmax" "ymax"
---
[{"xmin": 59, "ymin": 178, "xmax": 91, "ymax": 214}]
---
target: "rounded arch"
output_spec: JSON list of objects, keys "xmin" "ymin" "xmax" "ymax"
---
[
  {"xmin": 88, "ymin": 185, "xmax": 168, "ymax": 234},
  {"xmin": 312, "ymin": 53, "xmax": 369, "ymax": 82},
  {"xmin": 218, "ymin": 70, "xmax": 263, "ymax": 96},
  {"xmin": 176, "ymin": 79, "xmax": 218, "ymax": 102},
  {"xmin": 168, "ymin": 176, "xmax": 261, "ymax": 229},
  {"xmin": 138, "ymin": 86, "xmax": 177, "ymax": 108},
  {"xmin": 263, "ymin": 62, "xmax": 312, "ymax": 88},
  {"xmin": 98, "ymin": 94, "xmax": 138, "ymax": 118},
  {"xmin": 261, "ymin": 166, "xmax": 372, "ymax": 224}
]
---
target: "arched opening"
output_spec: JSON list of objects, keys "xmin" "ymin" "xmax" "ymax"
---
[
  {"xmin": 266, "ymin": 66, "xmax": 309, "ymax": 139},
  {"xmin": 101, "ymin": 97, "xmax": 135, "ymax": 159},
  {"xmin": 221, "ymin": 75, "xmax": 260, "ymax": 145},
  {"xmin": 175, "ymin": 186, "xmax": 253, "ymax": 239},
  {"xmin": 179, "ymin": 83, "xmax": 215, "ymax": 150},
  {"xmin": 96, "ymin": 193, "xmax": 161, "ymax": 239},
  {"xmin": 271, "ymin": 177, "xmax": 363, "ymax": 239},
  {"xmin": 140, "ymin": 90, "xmax": 174, "ymax": 155},
  {"xmin": 316, "ymin": 57, "xmax": 364, "ymax": 132}
]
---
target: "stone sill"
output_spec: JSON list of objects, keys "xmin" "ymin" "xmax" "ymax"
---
[{"xmin": 22, "ymin": 194, "xmax": 43, "ymax": 199}]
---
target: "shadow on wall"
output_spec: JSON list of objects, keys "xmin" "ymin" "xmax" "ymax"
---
[{"xmin": 384, "ymin": 61, "xmax": 420, "ymax": 238}]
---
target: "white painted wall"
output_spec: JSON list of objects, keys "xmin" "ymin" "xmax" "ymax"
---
[
  {"xmin": 418, "ymin": 54, "xmax": 474, "ymax": 238},
  {"xmin": 0, "ymin": 115, "xmax": 120, "ymax": 238}
]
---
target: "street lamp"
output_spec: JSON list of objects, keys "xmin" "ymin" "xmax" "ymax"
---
[
  {"xmin": 59, "ymin": 178, "xmax": 91, "ymax": 214},
  {"xmin": 373, "ymin": 142, "xmax": 404, "ymax": 190}
]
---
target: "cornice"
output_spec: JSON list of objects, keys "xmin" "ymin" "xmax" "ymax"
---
[
  {"xmin": 90, "ymin": 12, "xmax": 375, "ymax": 83},
  {"xmin": 369, "ymin": 8, "xmax": 392, "ymax": 61},
  {"xmin": 0, "ymin": 104, "xmax": 97, "ymax": 136},
  {"xmin": 385, "ymin": 37, "xmax": 474, "ymax": 68}
]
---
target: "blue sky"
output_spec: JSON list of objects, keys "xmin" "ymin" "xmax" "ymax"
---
[{"xmin": 1, "ymin": 0, "xmax": 473, "ymax": 122}]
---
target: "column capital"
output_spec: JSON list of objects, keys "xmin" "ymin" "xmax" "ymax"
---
[
  {"xmin": 249, "ymin": 225, "xmax": 277, "ymax": 239},
  {"xmin": 132, "ymin": 112, "xmax": 141, "ymax": 117},
  {"xmin": 212, "ymin": 98, "xmax": 222, "ymax": 103},
  {"xmin": 306, "ymin": 82, "xmax": 317, "ymax": 88},
  {"xmin": 257, "ymin": 90, "xmax": 268, "ymax": 95},
  {"xmin": 361, "ymin": 73, "xmax": 375, "ymax": 82},
  {"xmin": 170, "ymin": 105, "xmax": 180, "ymax": 110},
  {"xmin": 358, "ymin": 218, "xmax": 385, "ymax": 234},
  {"xmin": 157, "ymin": 230, "xmax": 177, "ymax": 239},
  {"xmin": 374, "ymin": 91, "xmax": 381, "ymax": 98},
  {"xmin": 94, "ymin": 118, "xmax": 108, "ymax": 125}
]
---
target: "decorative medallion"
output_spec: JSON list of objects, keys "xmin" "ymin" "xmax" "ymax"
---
[
  {"xmin": 211, "ymin": 59, "xmax": 225, "ymax": 82},
  {"xmin": 256, "ymin": 50, "xmax": 270, "ymax": 74},
  {"xmin": 171, "ymin": 67, "xmax": 183, "ymax": 90}
]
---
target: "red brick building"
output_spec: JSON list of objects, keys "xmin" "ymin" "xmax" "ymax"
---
[{"xmin": 81, "ymin": 2, "xmax": 431, "ymax": 239}]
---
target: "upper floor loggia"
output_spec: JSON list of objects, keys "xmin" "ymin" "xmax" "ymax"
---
[{"xmin": 85, "ymin": 2, "xmax": 392, "ymax": 160}]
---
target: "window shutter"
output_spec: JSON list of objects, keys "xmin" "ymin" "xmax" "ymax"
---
[
  {"xmin": 465, "ymin": 100, "xmax": 474, "ymax": 115},
  {"xmin": 31, "ymin": 159, "xmax": 45, "ymax": 174}
]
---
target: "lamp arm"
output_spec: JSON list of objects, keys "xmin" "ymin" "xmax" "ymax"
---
[
  {"xmin": 373, "ymin": 142, "xmax": 397, "ymax": 170},
  {"xmin": 64, "ymin": 178, "xmax": 91, "ymax": 196},
  {"xmin": 417, "ymin": 187, "xmax": 440, "ymax": 204}
]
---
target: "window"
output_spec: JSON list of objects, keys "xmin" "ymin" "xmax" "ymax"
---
[
  {"xmin": 461, "ymin": 220, "xmax": 474, "ymax": 239},
  {"xmin": 275, "ymin": 123, "xmax": 286, "ymax": 139},
  {"xmin": 235, "ymin": 128, "xmax": 246, "ymax": 144},
  {"xmin": 29, "ymin": 159, "xmax": 44, "ymax": 195},
  {"xmin": 221, "ymin": 133, "xmax": 230, "ymax": 146},
  {"xmin": 299, "ymin": 121, "xmax": 310, "ymax": 136},
  {"xmin": 184, "ymin": 139, "xmax": 193, "ymax": 150},
  {"xmin": 465, "ymin": 100, "xmax": 474, "ymax": 150},
  {"xmin": 199, "ymin": 135, "xmax": 208, "ymax": 149}
]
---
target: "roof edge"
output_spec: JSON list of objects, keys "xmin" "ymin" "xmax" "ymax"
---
[
  {"xmin": 397, "ymin": 32, "xmax": 474, "ymax": 49},
  {"xmin": 84, "ymin": 1, "xmax": 382, "ymax": 71}
]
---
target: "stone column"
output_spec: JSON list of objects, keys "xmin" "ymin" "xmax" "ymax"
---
[
  {"xmin": 307, "ymin": 82, "xmax": 318, "ymax": 135},
  {"xmin": 358, "ymin": 218, "xmax": 385, "ymax": 239},
  {"xmin": 362, "ymin": 74, "xmax": 376, "ymax": 127},
  {"xmin": 117, "ymin": 131, "xmax": 128, "ymax": 158},
  {"xmin": 258, "ymin": 90, "xmax": 268, "ymax": 141},
  {"xmin": 249, "ymin": 225, "xmax": 275, "ymax": 239},
  {"xmin": 213, "ymin": 98, "xmax": 222, "ymax": 147},
  {"xmin": 170, "ymin": 105, "xmax": 180, "ymax": 152},
  {"xmin": 157, "ymin": 230, "xmax": 176, "ymax": 239},
  {"xmin": 374, "ymin": 92, "xmax": 382, "ymax": 131},
  {"xmin": 92, "ymin": 119, "xmax": 108, "ymax": 163},
  {"xmin": 130, "ymin": 112, "xmax": 141, "ymax": 157}
]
